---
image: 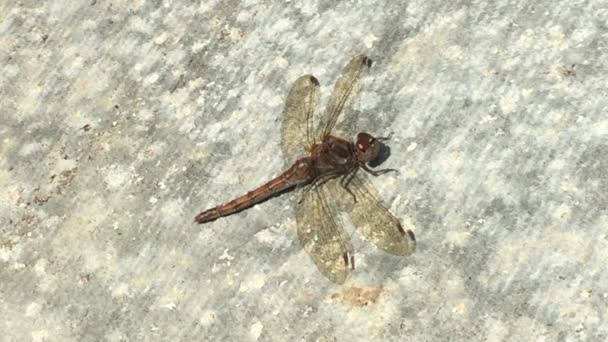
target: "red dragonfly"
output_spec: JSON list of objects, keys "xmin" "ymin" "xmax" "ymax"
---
[{"xmin": 196, "ymin": 55, "xmax": 415, "ymax": 283}]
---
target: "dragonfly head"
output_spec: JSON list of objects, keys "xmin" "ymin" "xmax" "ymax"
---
[{"xmin": 354, "ymin": 132, "xmax": 381, "ymax": 164}]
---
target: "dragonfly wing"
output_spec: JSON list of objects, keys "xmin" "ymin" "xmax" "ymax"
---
[
  {"xmin": 328, "ymin": 173, "xmax": 416, "ymax": 256},
  {"xmin": 281, "ymin": 75, "xmax": 320, "ymax": 167},
  {"xmin": 296, "ymin": 181, "xmax": 353, "ymax": 284},
  {"xmin": 317, "ymin": 55, "xmax": 372, "ymax": 140}
]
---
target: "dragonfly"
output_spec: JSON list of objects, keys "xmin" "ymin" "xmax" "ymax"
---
[{"xmin": 195, "ymin": 55, "xmax": 416, "ymax": 284}]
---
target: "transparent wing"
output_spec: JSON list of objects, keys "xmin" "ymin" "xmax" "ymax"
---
[
  {"xmin": 328, "ymin": 173, "xmax": 416, "ymax": 256},
  {"xmin": 280, "ymin": 75, "xmax": 320, "ymax": 167},
  {"xmin": 296, "ymin": 180, "xmax": 353, "ymax": 284},
  {"xmin": 317, "ymin": 55, "xmax": 372, "ymax": 140}
]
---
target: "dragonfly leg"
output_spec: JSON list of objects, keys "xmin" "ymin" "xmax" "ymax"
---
[
  {"xmin": 361, "ymin": 163, "xmax": 399, "ymax": 177},
  {"xmin": 339, "ymin": 169, "xmax": 359, "ymax": 203},
  {"xmin": 376, "ymin": 132, "xmax": 394, "ymax": 141},
  {"xmin": 297, "ymin": 173, "xmax": 340, "ymax": 204}
]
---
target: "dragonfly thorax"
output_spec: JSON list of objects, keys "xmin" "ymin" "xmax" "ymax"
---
[{"xmin": 354, "ymin": 132, "xmax": 381, "ymax": 164}]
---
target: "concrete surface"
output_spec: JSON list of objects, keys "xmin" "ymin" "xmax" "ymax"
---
[{"xmin": 1, "ymin": 0, "xmax": 607, "ymax": 341}]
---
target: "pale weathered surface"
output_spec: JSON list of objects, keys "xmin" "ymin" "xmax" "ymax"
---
[{"xmin": 1, "ymin": 1, "xmax": 607, "ymax": 341}]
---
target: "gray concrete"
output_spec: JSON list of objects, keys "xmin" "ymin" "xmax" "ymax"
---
[{"xmin": 1, "ymin": 0, "xmax": 607, "ymax": 341}]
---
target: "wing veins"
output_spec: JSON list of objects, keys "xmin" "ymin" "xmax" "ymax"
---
[{"xmin": 321, "ymin": 65, "xmax": 365, "ymax": 139}]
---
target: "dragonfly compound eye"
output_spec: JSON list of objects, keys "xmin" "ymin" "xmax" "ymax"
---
[{"xmin": 355, "ymin": 132, "xmax": 380, "ymax": 163}]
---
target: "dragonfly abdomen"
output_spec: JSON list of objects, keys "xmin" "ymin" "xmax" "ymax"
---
[{"xmin": 195, "ymin": 158, "xmax": 313, "ymax": 223}]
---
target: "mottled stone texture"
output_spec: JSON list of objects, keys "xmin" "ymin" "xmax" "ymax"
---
[{"xmin": 1, "ymin": 0, "xmax": 607, "ymax": 341}]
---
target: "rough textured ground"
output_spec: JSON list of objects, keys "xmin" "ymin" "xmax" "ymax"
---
[{"xmin": 1, "ymin": 1, "xmax": 607, "ymax": 341}]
